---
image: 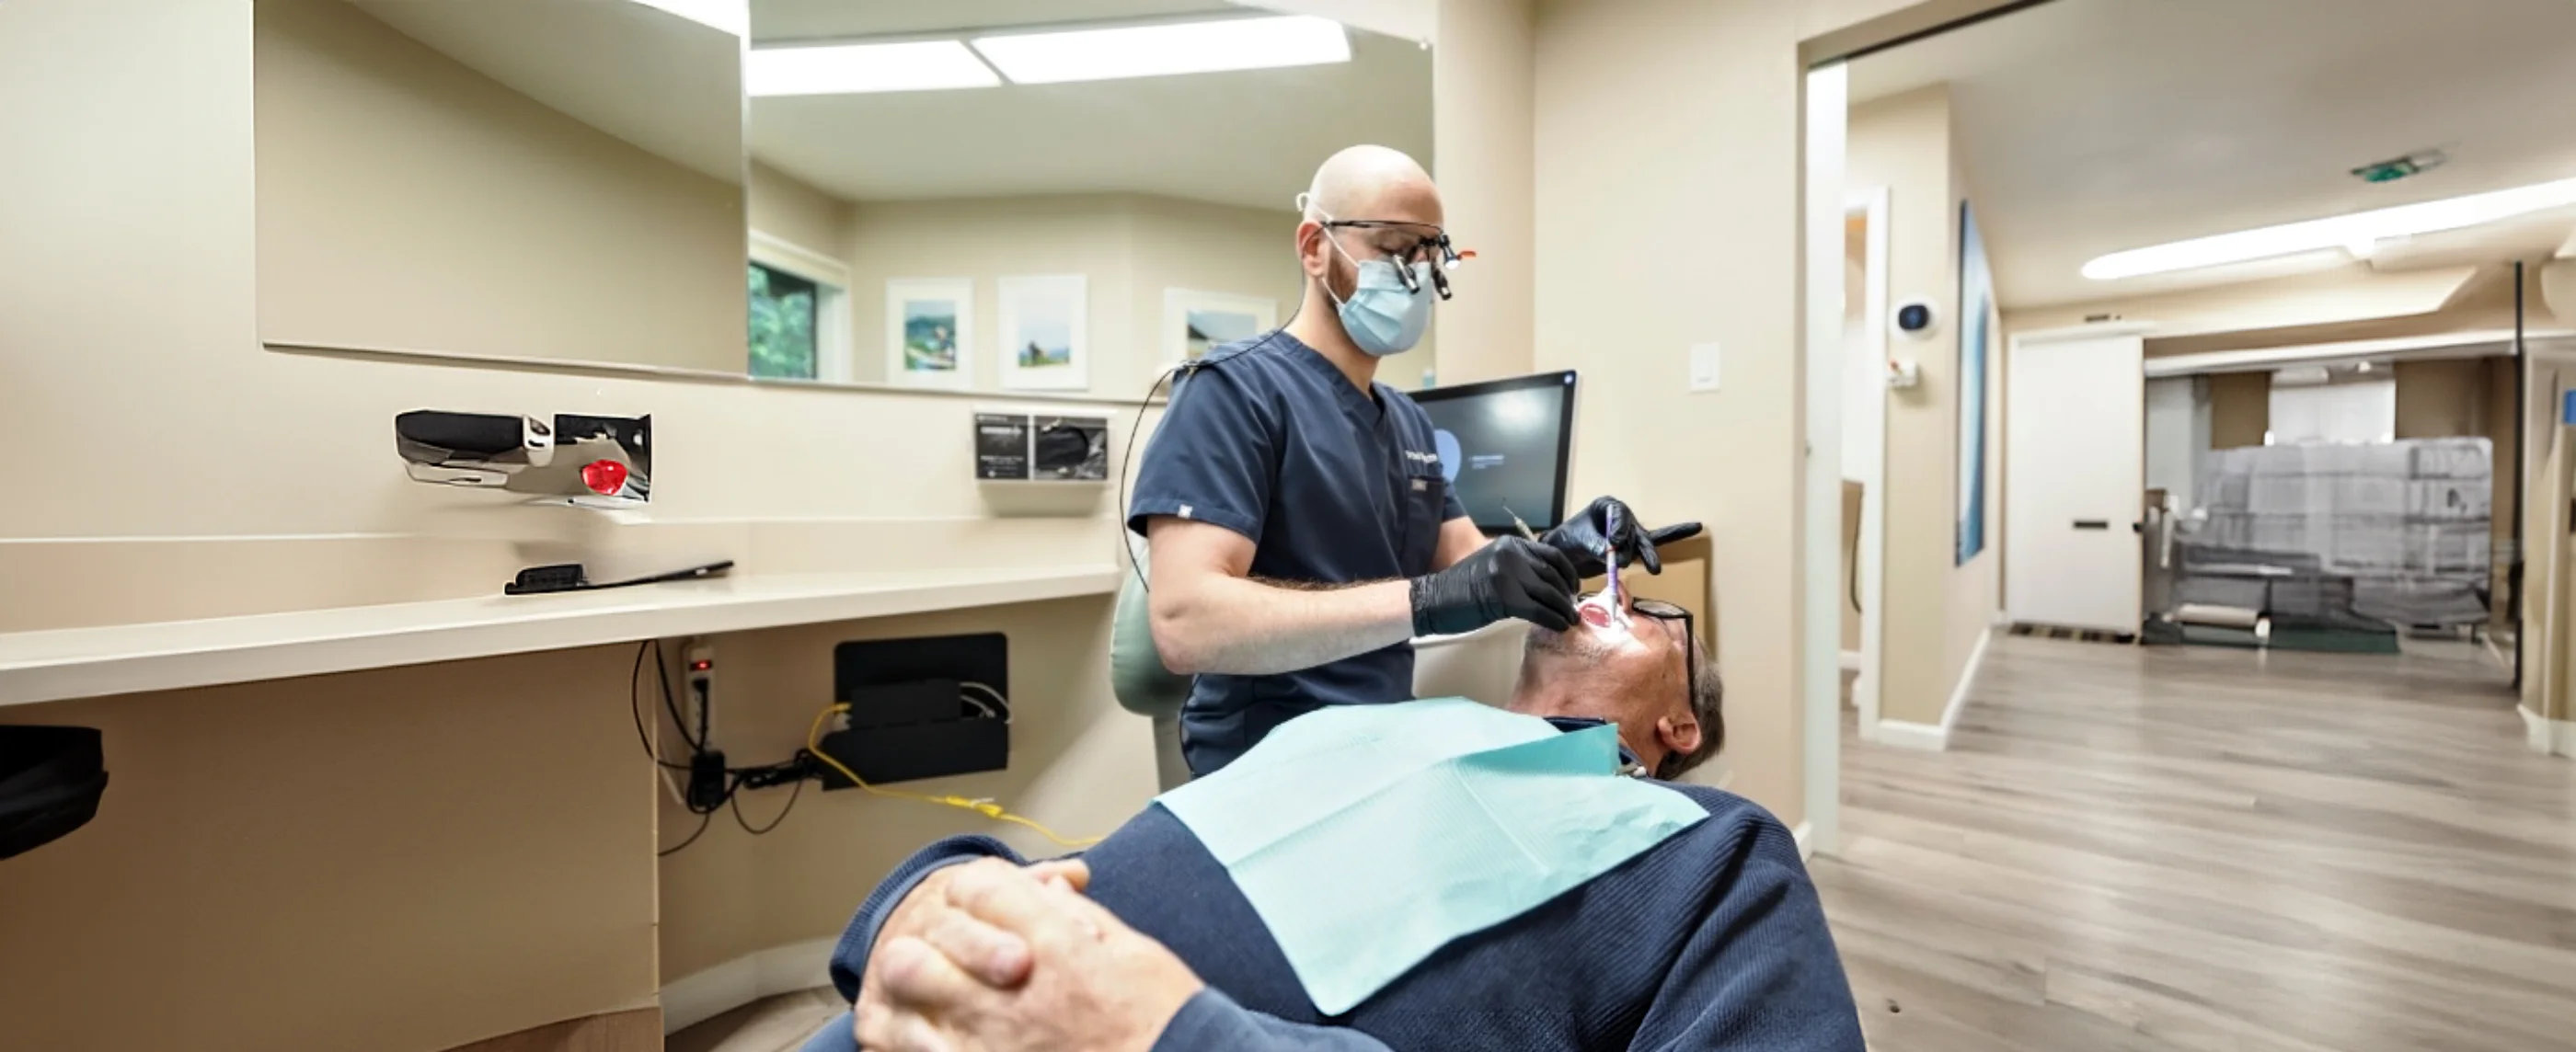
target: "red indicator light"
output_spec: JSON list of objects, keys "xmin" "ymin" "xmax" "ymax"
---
[{"xmin": 581, "ymin": 460, "xmax": 629, "ymax": 496}]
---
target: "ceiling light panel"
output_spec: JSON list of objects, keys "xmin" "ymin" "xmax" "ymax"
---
[
  {"xmin": 747, "ymin": 40, "xmax": 1000, "ymax": 96},
  {"xmin": 970, "ymin": 15, "xmax": 1351, "ymax": 86},
  {"xmin": 627, "ymin": 0, "xmax": 747, "ymax": 37},
  {"xmin": 2084, "ymin": 177, "xmax": 2576, "ymax": 280}
]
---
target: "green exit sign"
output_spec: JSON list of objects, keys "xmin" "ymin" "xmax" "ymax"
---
[{"xmin": 2351, "ymin": 150, "xmax": 2446, "ymax": 184}]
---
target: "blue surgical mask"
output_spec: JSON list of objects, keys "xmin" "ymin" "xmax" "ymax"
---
[{"xmin": 1324, "ymin": 237, "xmax": 1433, "ymax": 357}]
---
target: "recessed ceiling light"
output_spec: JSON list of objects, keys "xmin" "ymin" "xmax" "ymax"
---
[
  {"xmin": 2083, "ymin": 177, "xmax": 2576, "ymax": 280},
  {"xmin": 969, "ymin": 15, "xmax": 1350, "ymax": 86},
  {"xmin": 746, "ymin": 40, "xmax": 1001, "ymax": 97},
  {"xmin": 627, "ymin": 0, "xmax": 746, "ymax": 38}
]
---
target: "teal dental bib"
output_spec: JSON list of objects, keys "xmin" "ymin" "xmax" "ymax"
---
[{"xmin": 1155, "ymin": 698, "xmax": 1708, "ymax": 1014}]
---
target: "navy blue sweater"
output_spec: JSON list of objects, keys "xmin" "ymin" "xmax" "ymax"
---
[{"xmin": 803, "ymin": 783, "xmax": 1865, "ymax": 1052}]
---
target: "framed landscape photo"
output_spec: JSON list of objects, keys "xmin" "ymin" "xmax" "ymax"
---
[
  {"xmin": 998, "ymin": 275, "xmax": 1089, "ymax": 391},
  {"xmin": 885, "ymin": 278, "xmax": 973, "ymax": 390},
  {"xmin": 1163, "ymin": 289, "xmax": 1277, "ymax": 372}
]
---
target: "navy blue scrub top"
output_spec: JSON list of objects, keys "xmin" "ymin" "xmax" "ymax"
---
[{"xmin": 1127, "ymin": 332, "xmax": 1468, "ymax": 774}]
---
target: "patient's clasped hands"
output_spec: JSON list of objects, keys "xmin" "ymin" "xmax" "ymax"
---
[{"xmin": 857, "ymin": 859, "xmax": 1206, "ymax": 1052}]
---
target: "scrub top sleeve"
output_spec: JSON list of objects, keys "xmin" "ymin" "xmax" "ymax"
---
[
  {"xmin": 1442, "ymin": 486, "xmax": 1469, "ymax": 523},
  {"xmin": 1127, "ymin": 365, "xmax": 1277, "ymax": 543}
]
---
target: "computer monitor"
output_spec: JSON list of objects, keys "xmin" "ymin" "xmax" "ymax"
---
[{"xmin": 1410, "ymin": 371, "xmax": 1579, "ymax": 533}]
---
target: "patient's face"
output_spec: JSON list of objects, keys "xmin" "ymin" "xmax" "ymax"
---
[{"xmin": 1524, "ymin": 582, "xmax": 1693, "ymax": 765}]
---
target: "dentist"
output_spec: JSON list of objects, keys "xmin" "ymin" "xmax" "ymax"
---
[{"xmin": 1130, "ymin": 144, "xmax": 1696, "ymax": 775}]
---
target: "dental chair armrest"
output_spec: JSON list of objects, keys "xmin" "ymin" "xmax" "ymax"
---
[{"xmin": 1152, "ymin": 988, "xmax": 1397, "ymax": 1052}]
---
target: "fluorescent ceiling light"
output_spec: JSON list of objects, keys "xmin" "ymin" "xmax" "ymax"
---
[
  {"xmin": 627, "ymin": 0, "xmax": 746, "ymax": 38},
  {"xmin": 2084, "ymin": 177, "xmax": 2576, "ymax": 280},
  {"xmin": 970, "ymin": 15, "xmax": 1350, "ymax": 86},
  {"xmin": 747, "ymin": 40, "xmax": 1000, "ymax": 97}
]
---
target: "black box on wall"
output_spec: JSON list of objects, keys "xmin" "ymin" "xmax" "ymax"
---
[{"xmin": 816, "ymin": 634, "xmax": 1010, "ymax": 785}]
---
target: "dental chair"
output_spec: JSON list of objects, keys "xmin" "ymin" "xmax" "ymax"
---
[{"xmin": 1111, "ymin": 536, "xmax": 1196, "ymax": 790}]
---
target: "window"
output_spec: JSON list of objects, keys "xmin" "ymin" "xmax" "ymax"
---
[{"xmin": 748, "ymin": 261, "xmax": 820, "ymax": 379}]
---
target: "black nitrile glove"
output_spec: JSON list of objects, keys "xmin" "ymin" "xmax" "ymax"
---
[
  {"xmin": 1409, "ymin": 535, "xmax": 1581, "ymax": 635},
  {"xmin": 1541, "ymin": 497, "xmax": 1704, "ymax": 577}
]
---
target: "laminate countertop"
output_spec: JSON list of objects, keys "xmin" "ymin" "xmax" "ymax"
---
[{"xmin": 0, "ymin": 565, "xmax": 1122, "ymax": 708}]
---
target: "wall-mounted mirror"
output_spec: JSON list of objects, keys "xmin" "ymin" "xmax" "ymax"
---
[
  {"xmin": 251, "ymin": 0, "xmax": 1432, "ymax": 398},
  {"xmin": 741, "ymin": 0, "xmax": 1434, "ymax": 396},
  {"xmin": 254, "ymin": 0, "xmax": 747, "ymax": 372}
]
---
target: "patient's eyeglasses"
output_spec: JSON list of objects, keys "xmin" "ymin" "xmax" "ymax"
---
[{"xmin": 1577, "ymin": 593, "xmax": 1696, "ymax": 706}]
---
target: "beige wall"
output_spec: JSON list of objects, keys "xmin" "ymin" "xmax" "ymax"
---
[
  {"xmin": 1431, "ymin": 0, "xmax": 1537, "ymax": 383},
  {"xmin": 3, "ymin": 0, "xmax": 1166, "ymax": 1044},
  {"xmin": 660, "ymin": 596, "xmax": 1157, "ymax": 979},
  {"xmin": 843, "ymin": 193, "xmax": 1308, "ymax": 394},
  {"xmin": 749, "ymin": 161, "xmax": 850, "ymax": 259},
  {"xmin": 0, "ymin": 647, "xmax": 656, "ymax": 1052},
  {"xmin": 255, "ymin": 0, "xmax": 745, "ymax": 373},
  {"xmin": 2525, "ymin": 349, "xmax": 2573, "ymax": 724},
  {"xmin": 2208, "ymin": 371, "xmax": 2272, "ymax": 449},
  {"xmin": 0, "ymin": 0, "xmax": 2020, "ymax": 1039},
  {"xmin": 2393, "ymin": 358, "xmax": 2489, "ymax": 440},
  {"xmin": 1526, "ymin": 0, "xmax": 2005, "ymax": 826},
  {"xmin": 1535, "ymin": 0, "xmax": 1825, "ymax": 824},
  {"xmin": 745, "ymin": 168, "xmax": 1352, "ymax": 396},
  {"xmin": 1846, "ymin": 86, "xmax": 1994, "ymax": 726}
]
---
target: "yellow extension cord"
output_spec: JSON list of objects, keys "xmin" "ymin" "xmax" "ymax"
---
[{"xmin": 805, "ymin": 703, "xmax": 1103, "ymax": 848}]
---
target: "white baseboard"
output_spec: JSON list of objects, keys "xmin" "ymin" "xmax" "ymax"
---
[
  {"xmin": 1869, "ymin": 626, "xmax": 1991, "ymax": 752},
  {"xmin": 2520, "ymin": 704, "xmax": 2576, "ymax": 758},
  {"xmin": 1838, "ymin": 649, "xmax": 1862, "ymax": 672},
  {"xmin": 1870, "ymin": 718, "xmax": 1947, "ymax": 750},
  {"xmin": 2482, "ymin": 634, "xmax": 2513, "ymax": 670},
  {"xmin": 661, "ymin": 936, "xmax": 840, "ymax": 1035},
  {"xmin": 1791, "ymin": 821, "xmax": 1815, "ymax": 862}
]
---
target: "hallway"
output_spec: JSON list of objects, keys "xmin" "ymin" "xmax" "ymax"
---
[{"xmin": 1817, "ymin": 635, "xmax": 2574, "ymax": 1051}]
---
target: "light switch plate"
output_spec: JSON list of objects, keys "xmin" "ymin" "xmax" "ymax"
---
[{"xmin": 1689, "ymin": 343, "xmax": 1722, "ymax": 392}]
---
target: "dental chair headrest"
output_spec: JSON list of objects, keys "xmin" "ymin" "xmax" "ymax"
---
[{"xmin": 1110, "ymin": 536, "xmax": 1191, "ymax": 721}]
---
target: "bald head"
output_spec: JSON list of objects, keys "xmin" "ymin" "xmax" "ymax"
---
[
  {"xmin": 1299, "ymin": 145, "xmax": 1442, "ymax": 227},
  {"xmin": 1286, "ymin": 144, "xmax": 1447, "ymax": 368}
]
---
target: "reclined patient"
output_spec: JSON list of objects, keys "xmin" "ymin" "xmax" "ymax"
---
[{"xmin": 802, "ymin": 587, "xmax": 1865, "ymax": 1052}]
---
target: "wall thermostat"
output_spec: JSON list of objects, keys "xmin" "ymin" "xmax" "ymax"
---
[
  {"xmin": 974, "ymin": 410, "xmax": 1109, "ymax": 481},
  {"xmin": 1892, "ymin": 298, "xmax": 1941, "ymax": 340}
]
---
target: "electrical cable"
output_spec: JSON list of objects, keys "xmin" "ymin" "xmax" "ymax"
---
[
  {"xmin": 659, "ymin": 809, "xmax": 712, "ymax": 857},
  {"xmin": 730, "ymin": 773, "xmax": 804, "ymax": 836},
  {"xmin": 630, "ymin": 641, "xmax": 691, "ymax": 772},
  {"xmin": 960, "ymin": 680, "xmax": 1011, "ymax": 723},
  {"xmin": 1116, "ymin": 365, "xmax": 1180, "ymax": 596},
  {"xmin": 806, "ymin": 703, "xmax": 1101, "ymax": 848},
  {"xmin": 632, "ymin": 640, "xmax": 824, "ymax": 852},
  {"xmin": 693, "ymin": 679, "xmax": 711, "ymax": 755}
]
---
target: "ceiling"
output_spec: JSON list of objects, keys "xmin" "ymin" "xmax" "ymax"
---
[
  {"xmin": 749, "ymin": 0, "xmax": 1242, "ymax": 42},
  {"xmin": 1849, "ymin": 0, "xmax": 2576, "ymax": 311},
  {"xmin": 351, "ymin": 0, "xmax": 743, "ymax": 184},
  {"xmin": 744, "ymin": 0, "xmax": 1433, "ymax": 211}
]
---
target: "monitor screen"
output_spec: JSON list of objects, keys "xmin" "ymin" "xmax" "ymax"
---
[{"xmin": 1410, "ymin": 371, "xmax": 1579, "ymax": 533}]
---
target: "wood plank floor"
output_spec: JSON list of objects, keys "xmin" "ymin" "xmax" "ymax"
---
[{"xmin": 1817, "ymin": 635, "xmax": 2576, "ymax": 1052}]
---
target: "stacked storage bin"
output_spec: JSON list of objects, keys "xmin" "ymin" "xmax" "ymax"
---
[{"xmin": 2185, "ymin": 438, "xmax": 2490, "ymax": 626}]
